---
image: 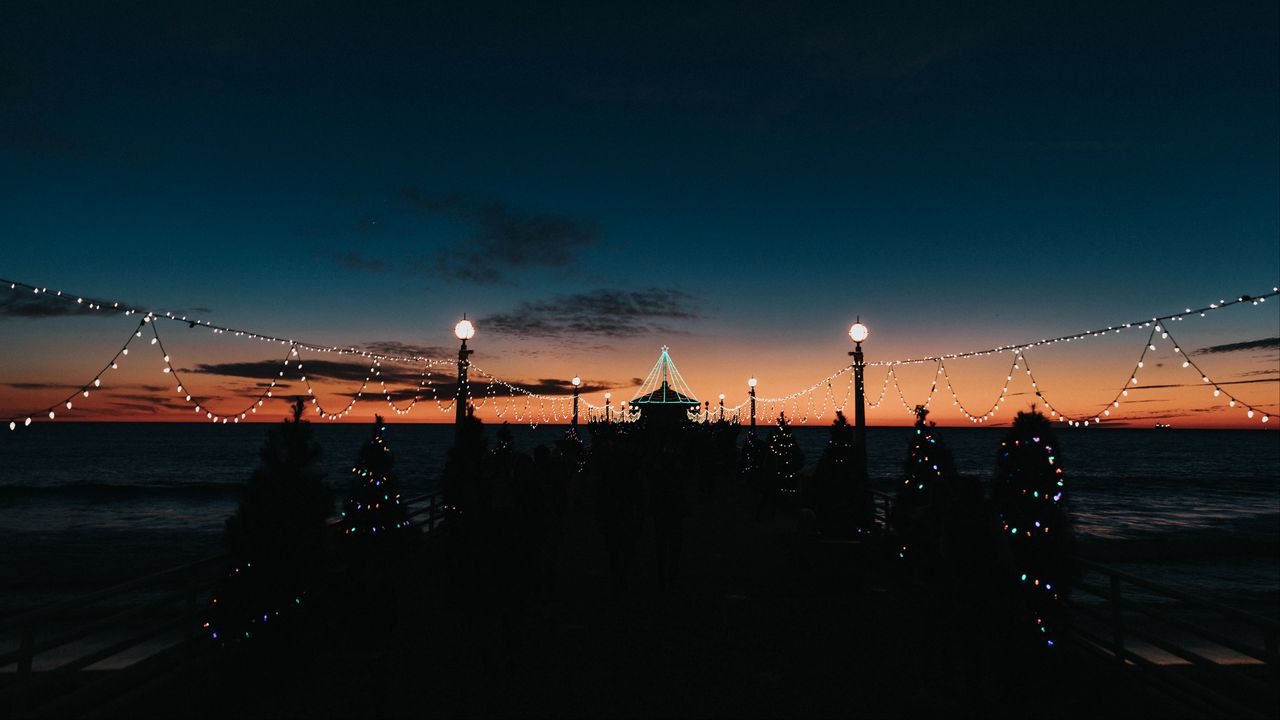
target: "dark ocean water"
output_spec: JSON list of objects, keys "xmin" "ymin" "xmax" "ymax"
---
[{"xmin": 1, "ymin": 422, "xmax": 1276, "ymax": 618}]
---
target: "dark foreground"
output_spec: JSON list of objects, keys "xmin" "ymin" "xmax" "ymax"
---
[{"xmin": 44, "ymin": 480, "xmax": 1212, "ymax": 720}]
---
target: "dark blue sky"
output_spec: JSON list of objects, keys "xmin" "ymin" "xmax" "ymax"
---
[{"xmin": 1, "ymin": 1, "xmax": 1277, "ymax": 423}]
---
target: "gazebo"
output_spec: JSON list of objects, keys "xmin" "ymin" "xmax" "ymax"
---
[{"xmin": 630, "ymin": 346, "xmax": 699, "ymax": 425}]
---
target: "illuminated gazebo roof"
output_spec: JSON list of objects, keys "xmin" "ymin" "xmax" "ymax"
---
[{"xmin": 631, "ymin": 346, "xmax": 699, "ymax": 407}]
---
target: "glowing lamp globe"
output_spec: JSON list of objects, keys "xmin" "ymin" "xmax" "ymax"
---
[
  {"xmin": 719, "ymin": 393, "xmax": 725, "ymax": 400},
  {"xmin": 571, "ymin": 375, "xmax": 581, "ymax": 387},
  {"xmin": 748, "ymin": 376, "xmax": 757, "ymax": 388},
  {"xmin": 849, "ymin": 322, "xmax": 869, "ymax": 344},
  {"xmin": 454, "ymin": 319, "xmax": 475, "ymax": 340},
  {"xmin": 605, "ymin": 392, "xmax": 612, "ymax": 400}
]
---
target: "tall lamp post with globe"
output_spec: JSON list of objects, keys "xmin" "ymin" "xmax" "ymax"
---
[
  {"xmin": 848, "ymin": 319, "xmax": 869, "ymax": 483},
  {"xmin": 571, "ymin": 375, "xmax": 581, "ymax": 426},
  {"xmin": 454, "ymin": 316, "xmax": 475, "ymax": 436},
  {"xmin": 748, "ymin": 376, "xmax": 757, "ymax": 431}
]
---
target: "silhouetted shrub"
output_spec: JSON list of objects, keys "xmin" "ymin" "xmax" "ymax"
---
[{"xmin": 208, "ymin": 399, "xmax": 332, "ymax": 644}]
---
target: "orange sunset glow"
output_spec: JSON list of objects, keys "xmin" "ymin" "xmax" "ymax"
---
[{"xmin": 3, "ymin": 286, "xmax": 1275, "ymax": 429}]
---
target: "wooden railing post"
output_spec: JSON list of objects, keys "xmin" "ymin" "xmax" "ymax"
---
[
  {"xmin": 16, "ymin": 626, "xmax": 33, "ymax": 718},
  {"xmin": 1110, "ymin": 575, "xmax": 1124, "ymax": 661}
]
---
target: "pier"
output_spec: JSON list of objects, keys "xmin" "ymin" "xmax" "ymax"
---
[{"xmin": 4, "ymin": 473, "xmax": 1276, "ymax": 719}]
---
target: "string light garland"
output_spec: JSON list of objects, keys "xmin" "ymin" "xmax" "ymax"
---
[
  {"xmin": 1017, "ymin": 328, "xmax": 1156, "ymax": 427},
  {"xmin": 1153, "ymin": 325, "xmax": 1269, "ymax": 424},
  {"xmin": 3, "ymin": 277, "xmax": 1275, "ymax": 428},
  {"xmin": 864, "ymin": 368, "xmax": 892, "ymax": 410},
  {"xmin": 888, "ymin": 360, "xmax": 942, "ymax": 416},
  {"xmin": 152, "ymin": 322, "xmax": 295, "ymax": 424},
  {"xmin": 866, "ymin": 286, "xmax": 1276, "ymax": 366},
  {"xmin": 5, "ymin": 319, "xmax": 146, "ymax": 430},
  {"xmin": 1, "ymin": 277, "xmax": 455, "ymax": 365},
  {"xmin": 939, "ymin": 355, "xmax": 1022, "ymax": 425}
]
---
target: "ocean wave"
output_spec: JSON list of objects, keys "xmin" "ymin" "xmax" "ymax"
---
[
  {"xmin": 0, "ymin": 480, "xmax": 245, "ymax": 500},
  {"xmin": 1076, "ymin": 512, "xmax": 1280, "ymax": 563}
]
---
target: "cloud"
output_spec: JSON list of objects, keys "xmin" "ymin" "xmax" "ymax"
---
[
  {"xmin": 1119, "ymin": 406, "xmax": 1235, "ymax": 420},
  {"xmin": 1192, "ymin": 337, "xmax": 1279, "ymax": 356},
  {"xmin": 0, "ymin": 288, "xmax": 212, "ymax": 320},
  {"xmin": 107, "ymin": 392, "xmax": 186, "ymax": 404},
  {"xmin": 481, "ymin": 288, "xmax": 703, "ymax": 338},
  {"xmin": 347, "ymin": 388, "xmax": 424, "ymax": 402},
  {"xmin": 316, "ymin": 249, "xmax": 387, "ymax": 272},
  {"xmin": 108, "ymin": 398, "xmax": 189, "ymax": 414},
  {"xmin": 495, "ymin": 378, "xmax": 620, "ymax": 396},
  {"xmin": 184, "ymin": 358, "xmax": 433, "ymax": 386},
  {"xmin": 0, "ymin": 292, "xmax": 105, "ymax": 318},
  {"xmin": 401, "ymin": 190, "xmax": 599, "ymax": 284},
  {"xmin": 3, "ymin": 381, "xmax": 169, "ymax": 391},
  {"xmin": 361, "ymin": 341, "xmax": 451, "ymax": 359},
  {"xmin": 1123, "ymin": 378, "xmax": 1278, "ymax": 390},
  {"xmin": 337, "ymin": 376, "xmax": 623, "ymax": 401}
]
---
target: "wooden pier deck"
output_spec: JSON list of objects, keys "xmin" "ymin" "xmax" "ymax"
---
[{"xmin": 102, "ymin": 480, "xmax": 1189, "ymax": 719}]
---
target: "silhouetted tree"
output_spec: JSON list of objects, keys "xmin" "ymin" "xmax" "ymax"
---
[
  {"xmin": 740, "ymin": 430, "xmax": 765, "ymax": 491},
  {"xmin": 767, "ymin": 413, "xmax": 804, "ymax": 491},
  {"xmin": 990, "ymin": 407, "xmax": 1074, "ymax": 648},
  {"xmin": 341, "ymin": 415, "xmax": 413, "ymax": 545},
  {"xmin": 891, "ymin": 406, "xmax": 958, "ymax": 574},
  {"xmin": 811, "ymin": 411, "xmax": 872, "ymax": 538},
  {"xmin": 758, "ymin": 413, "xmax": 803, "ymax": 518},
  {"xmin": 208, "ymin": 399, "xmax": 331, "ymax": 643}
]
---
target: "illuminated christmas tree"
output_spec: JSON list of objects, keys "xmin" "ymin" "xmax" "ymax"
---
[
  {"xmin": 891, "ymin": 406, "xmax": 956, "ymax": 565},
  {"xmin": 991, "ymin": 407, "xmax": 1074, "ymax": 648},
  {"xmin": 739, "ymin": 430, "xmax": 765, "ymax": 489},
  {"xmin": 207, "ymin": 399, "xmax": 331, "ymax": 644},
  {"xmin": 765, "ymin": 412, "xmax": 804, "ymax": 495},
  {"xmin": 341, "ymin": 416, "xmax": 412, "ymax": 541}
]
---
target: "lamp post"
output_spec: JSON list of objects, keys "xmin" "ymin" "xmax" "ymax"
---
[
  {"xmin": 848, "ymin": 319, "xmax": 869, "ymax": 483},
  {"xmin": 718, "ymin": 393, "xmax": 725, "ymax": 422},
  {"xmin": 748, "ymin": 376, "xmax": 757, "ymax": 431},
  {"xmin": 605, "ymin": 391, "xmax": 612, "ymax": 422},
  {"xmin": 453, "ymin": 316, "xmax": 475, "ymax": 437},
  {"xmin": 571, "ymin": 375, "xmax": 581, "ymax": 426}
]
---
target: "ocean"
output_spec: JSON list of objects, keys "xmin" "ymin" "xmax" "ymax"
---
[{"xmin": 1, "ymin": 422, "xmax": 1277, "ymax": 620}]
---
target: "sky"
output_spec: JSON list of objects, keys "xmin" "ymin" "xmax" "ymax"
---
[{"xmin": 1, "ymin": 0, "xmax": 1277, "ymax": 428}]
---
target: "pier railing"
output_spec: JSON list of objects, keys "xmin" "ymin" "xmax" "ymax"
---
[
  {"xmin": 0, "ymin": 490, "xmax": 444, "ymax": 719},
  {"xmin": 0, "ymin": 554, "xmax": 222, "ymax": 719},
  {"xmin": 1069, "ymin": 557, "xmax": 1279, "ymax": 719},
  {"xmin": 868, "ymin": 489, "xmax": 894, "ymax": 530}
]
